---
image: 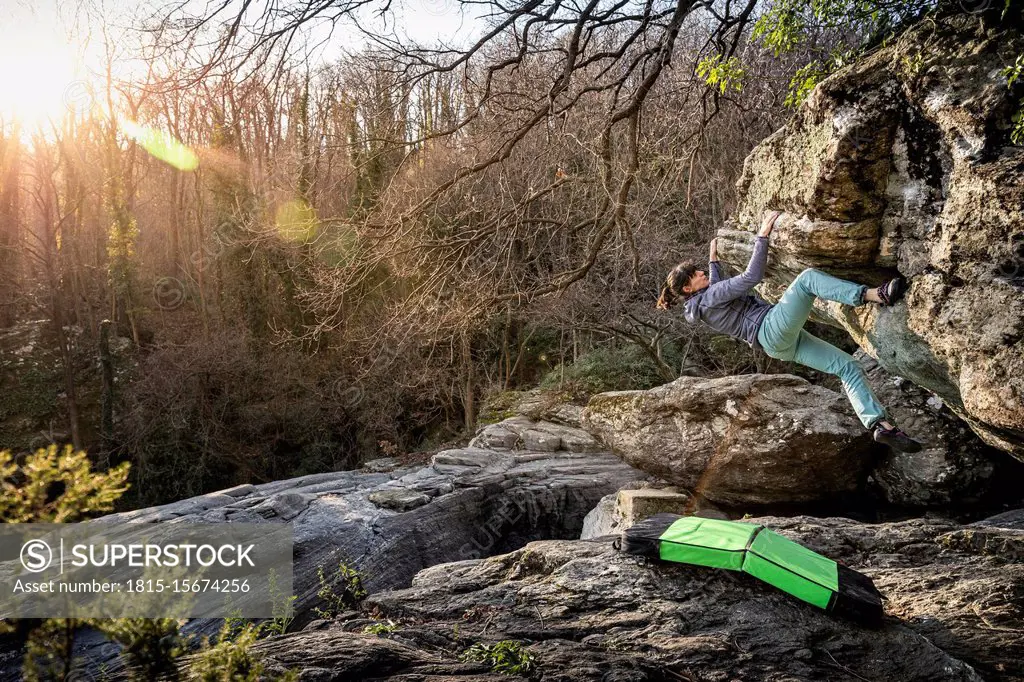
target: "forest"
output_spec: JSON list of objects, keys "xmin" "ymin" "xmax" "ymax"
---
[{"xmin": 0, "ymin": 0, "xmax": 936, "ymax": 507}]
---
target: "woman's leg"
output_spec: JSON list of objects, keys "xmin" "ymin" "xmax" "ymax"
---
[
  {"xmin": 791, "ymin": 329, "xmax": 887, "ymax": 429},
  {"xmin": 757, "ymin": 268, "xmax": 868, "ymax": 359}
]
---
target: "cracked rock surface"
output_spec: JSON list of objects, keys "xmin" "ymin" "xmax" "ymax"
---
[
  {"xmin": 249, "ymin": 510, "xmax": 1024, "ymax": 681},
  {"xmin": 99, "ymin": 417, "xmax": 646, "ymax": 625},
  {"xmin": 4, "ymin": 417, "xmax": 647, "ymax": 681}
]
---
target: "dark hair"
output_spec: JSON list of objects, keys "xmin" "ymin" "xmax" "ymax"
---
[{"xmin": 656, "ymin": 261, "xmax": 699, "ymax": 310}]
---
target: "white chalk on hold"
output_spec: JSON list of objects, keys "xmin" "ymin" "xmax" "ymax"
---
[{"xmin": 724, "ymin": 399, "xmax": 739, "ymax": 417}]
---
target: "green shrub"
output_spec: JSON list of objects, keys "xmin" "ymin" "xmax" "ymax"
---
[
  {"xmin": 0, "ymin": 444, "xmax": 130, "ymax": 522},
  {"xmin": 362, "ymin": 619, "xmax": 398, "ymax": 635},
  {"xmin": 0, "ymin": 444, "xmax": 133, "ymax": 679},
  {"xmin": 259, "ymin": 569, "xmax": 297, "ymax": 636},
  {"xmin": 190, "ymin": 621, "xmax": 297, "ymax": 682},
  {"xmin": 539, "ymin": 344, "xmax": 679, "ymax": 398},
  {"xmin": 313, "ymin": 561, "xmax": 367, "ymax": 619},
  {"xmin": 21, "ymin": 619, "xmax": 78, "ymax": 682},
  {"xmin": 188, "ymin": 619, "xmax": 299, "ymax": 682},
  {"xmin": 1002, "ymin": 54, "xmax": 1024, "ymax": 145},
  {"xmin": 459, "ymin": 640, "xmax": 536, "ymax": 675},
  {"xmin": 96, "ymin": 618, "xmax": 185, "ymax": 681}
]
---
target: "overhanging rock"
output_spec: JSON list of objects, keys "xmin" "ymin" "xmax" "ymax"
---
[{"xmin": 721, "ymin": 14, "xmax": 1024, "ymax": 460}]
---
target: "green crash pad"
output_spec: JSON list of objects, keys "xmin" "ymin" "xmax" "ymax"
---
[{"xmin": 617, "ymin": 513, "xmax": 882, "ymax": 624}]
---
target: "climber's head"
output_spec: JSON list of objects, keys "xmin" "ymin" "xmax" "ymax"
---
[{"xmin": 656, "ymin": 262, "xmax": 708, "ymax": 310}]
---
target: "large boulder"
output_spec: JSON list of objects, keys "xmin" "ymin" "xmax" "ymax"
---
[
  {"xmin": 719, "ymin": 12, "xmax": 1024, "ymax": 460},
  {"xmin": 247, "ymin": 510, "xmax": 1024, "ymax": 682},
  {"xmin": 579, "ymin": 373, "xmax": 879, "ymax": 507}
]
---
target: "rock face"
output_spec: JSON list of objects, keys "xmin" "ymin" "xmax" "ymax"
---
[
  {"xmin": 719, "ymin": 13, "xmax": 1024, "ymax": 460},
  {"xmin": 96, "ymin": 417, "xmax": 644, "ymax": 625},
  {"xmin": 855, "ymin": 349, "xmax": 1007, "ymax": 506},
  {"xmin": 580, "ymin": 373, "xmax": 879, "ymax": 507},
  {"xmin": 247, "ymin": 510, "xmax": 1024, "ymax": 682},
  {"xmin": 26, "ymin": 417, "xmax": 649, "ymax": 682}
]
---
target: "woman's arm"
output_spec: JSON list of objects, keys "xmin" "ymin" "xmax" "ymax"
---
[
  {"xmin": 708, "ymin": 238, "xmax": 722, "ymax": 284},
  {"xmin": 699, "ymin": 212, "xmax": 779, "ymax": 307},
  {"xmin": 701, "ymin": 236, "xmax": 769, "ymax": 306}
]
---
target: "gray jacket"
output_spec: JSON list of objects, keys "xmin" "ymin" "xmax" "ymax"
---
[{"xmin": 683, "ymin": 235, "xmax": 773, "ymax": 351}]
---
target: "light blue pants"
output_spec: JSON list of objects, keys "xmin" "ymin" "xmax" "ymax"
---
[{"xmin": 756, "ymin": 268, "xmax": 886, "ymax": 429}]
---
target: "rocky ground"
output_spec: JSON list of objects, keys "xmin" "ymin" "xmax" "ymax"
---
[
  {"xmin": 248, "ymin": 511, "xmax": 1023, "ymax": 682},
  {"xmin": 0, "ymin": 417, "xmax": 649, "ymax": 681},
  {"xmin": 96, "ymin": 416, "xmax": 646, "ymax": 626},
  {"xmin": 1, "ymin": 403, "xmax": 1016, "ymax": 680}
]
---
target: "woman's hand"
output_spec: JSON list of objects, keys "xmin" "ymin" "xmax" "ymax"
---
[
  {"xmin": 709, "ymin": 238, "xmax": 718, "ymax": 261},
  {"xmin": 757, "ymin": 210, "xmax": 782, "ymax": 237}
]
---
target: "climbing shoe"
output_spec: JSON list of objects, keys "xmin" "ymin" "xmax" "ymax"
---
[
  {"xmin": 873, "ymin": 425, "xmax": 923, "ymax": 453},
  {"xmin": 876, "ymin": 276, "xmax": 906, "ymax": 306}
]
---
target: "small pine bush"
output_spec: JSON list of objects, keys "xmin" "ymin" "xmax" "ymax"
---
[
  {"xmin": 0, "ymin": 444, "xmax": 130, "ymax": 522},
  {"xmin": 96, "ymin": 618, "xmax": 185, "ymax": 681},
  {"xmin": 190, "ymin": 621, "xmax": 285, "ymax": 682},
  {"xmin": 313, "ymin": 561, "xmax": 367, "ymax": 619}
]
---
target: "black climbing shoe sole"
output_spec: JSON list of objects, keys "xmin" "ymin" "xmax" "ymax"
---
[{"xmin": 873, "ymin": 426, "xmax": 923, "ymax": 453}]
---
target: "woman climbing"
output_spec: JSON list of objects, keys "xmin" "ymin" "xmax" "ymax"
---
[{"xmin": 656, "ymin": 210, "xmax": 923, "ymax": 453}]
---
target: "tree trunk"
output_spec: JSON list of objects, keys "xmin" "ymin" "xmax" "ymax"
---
[
  {"xmin": 50, "ymin": 277, "xmax": 81, "ymax": 449},
  {"xmin": 99, "ymin": 319, "xmax": 114, "ymax": 466},
  {"xmin": 462, "ymin": 332, "xmax": 475, "ymax": 432}
]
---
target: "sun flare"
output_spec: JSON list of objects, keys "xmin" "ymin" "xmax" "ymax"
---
[{"xmin": 0, "ymin": 25, "xmax": 84, "ymax": 137}]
